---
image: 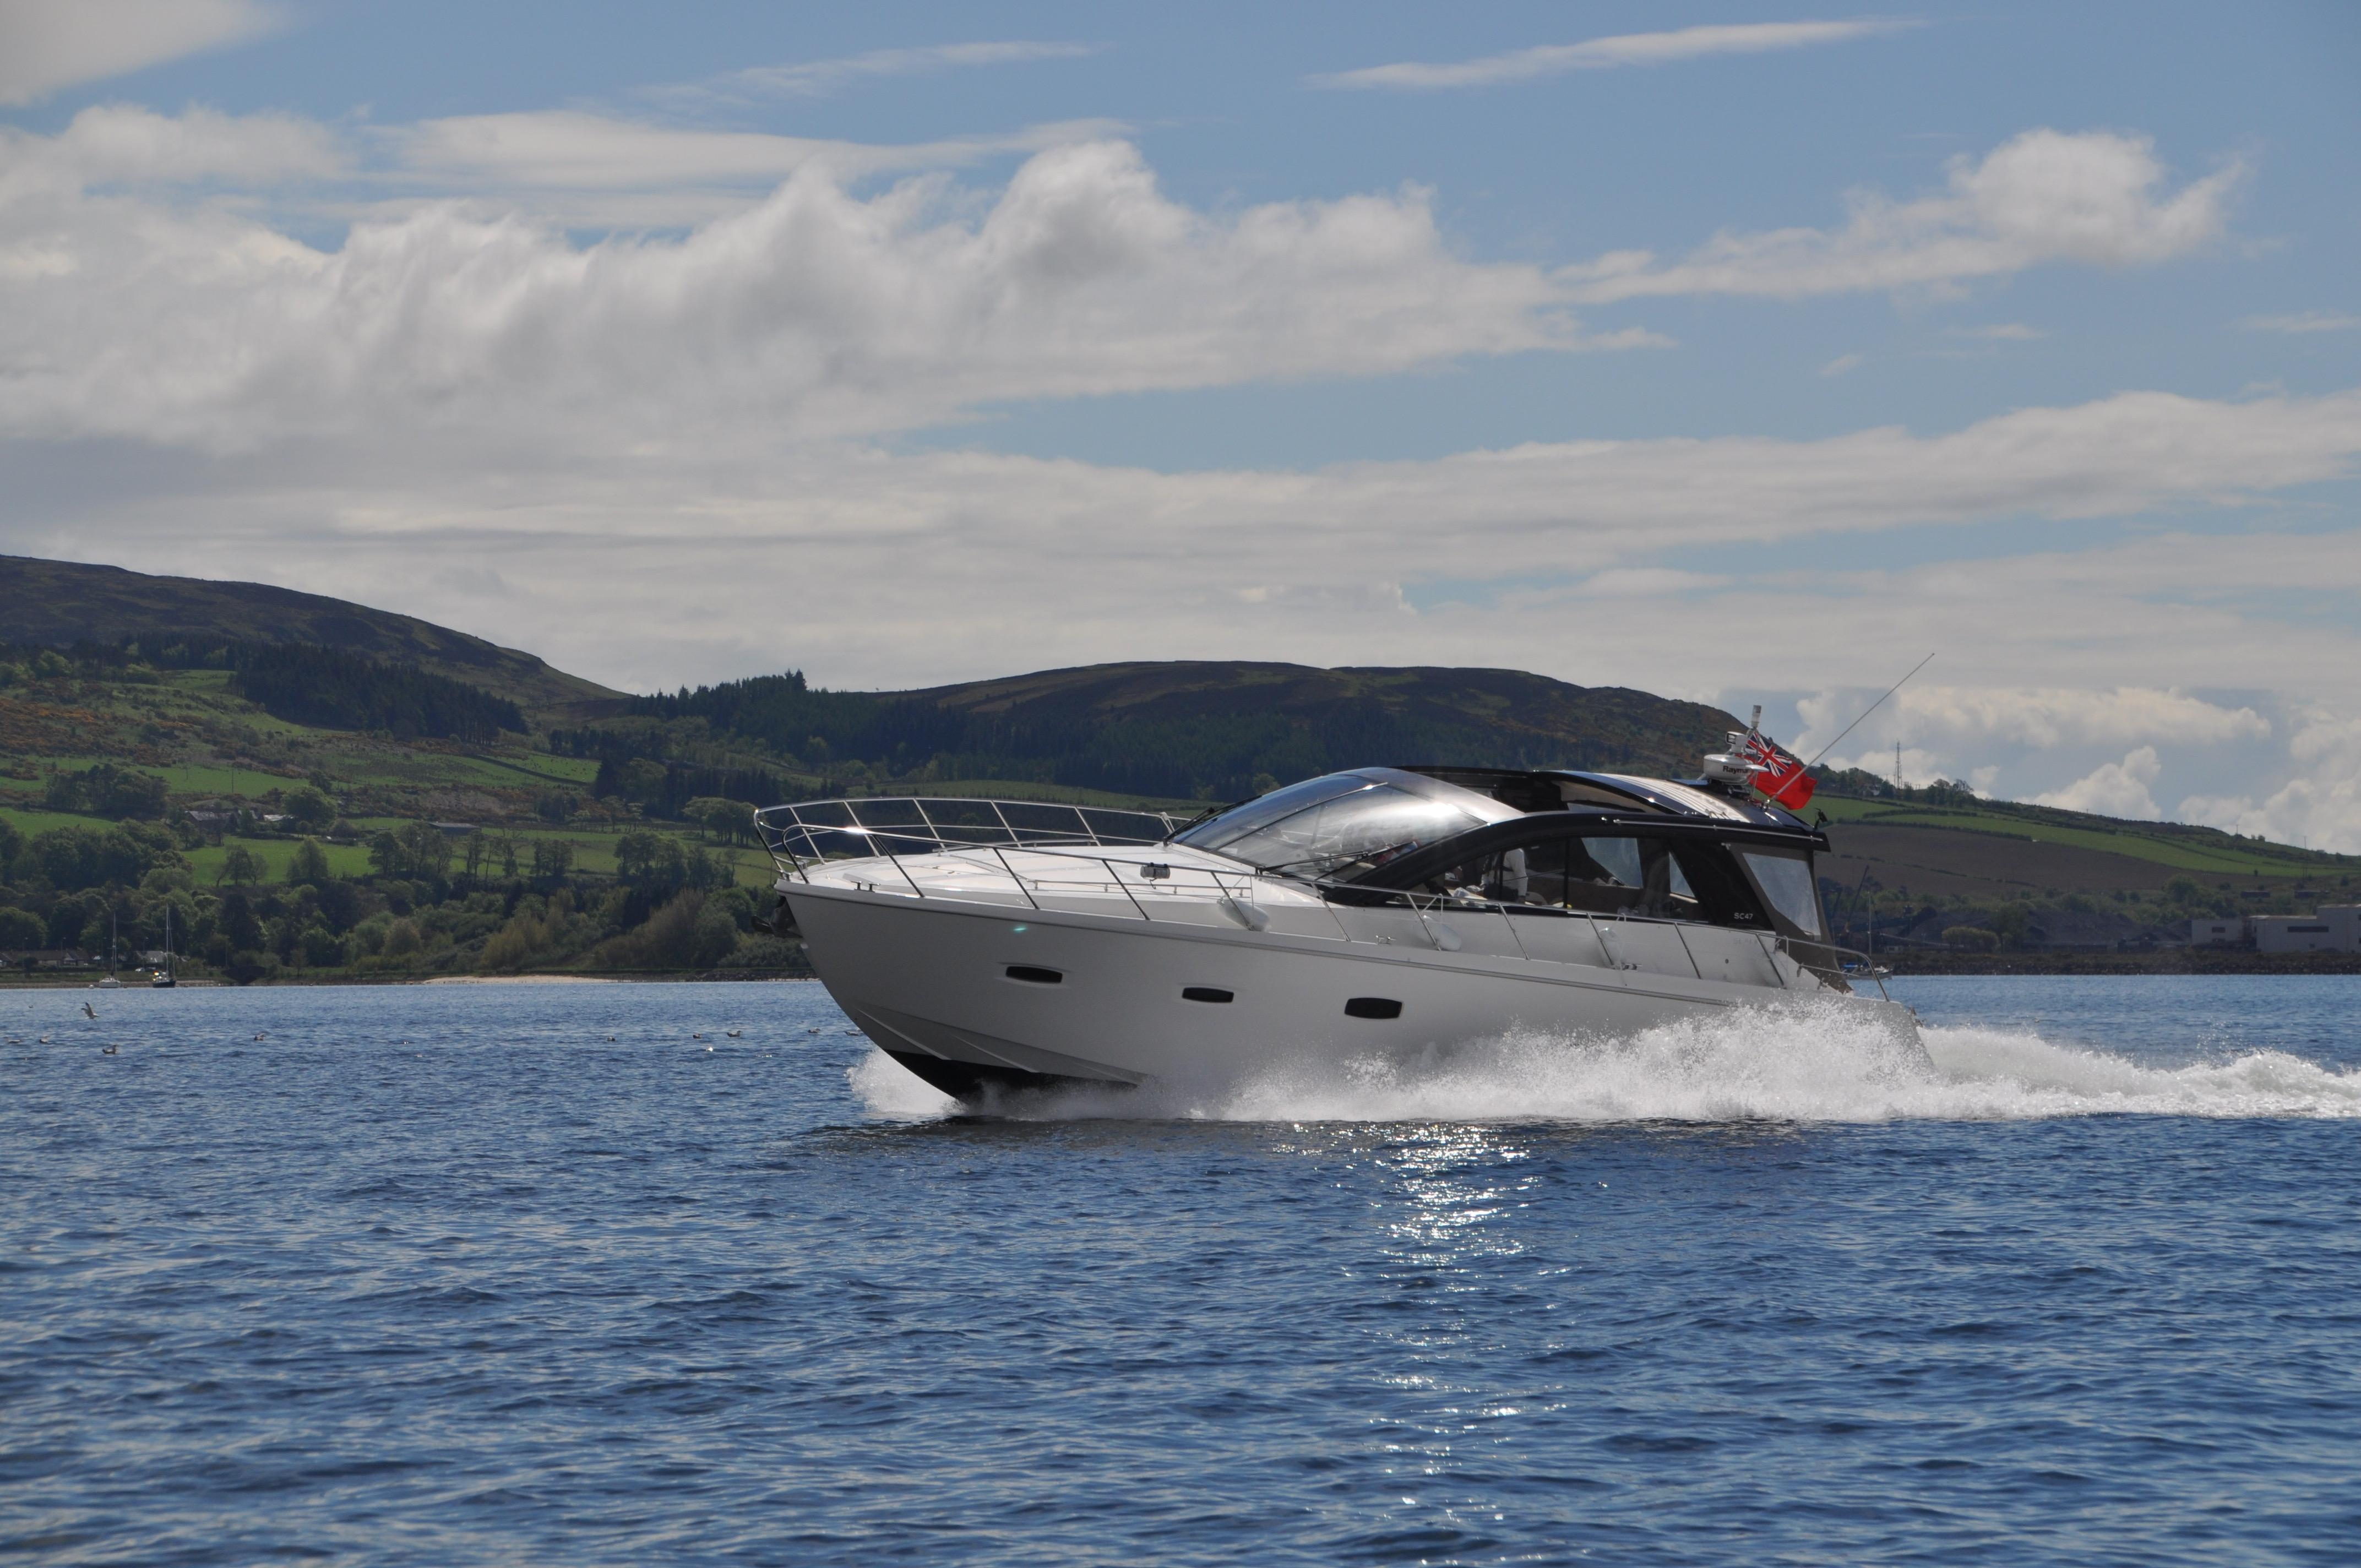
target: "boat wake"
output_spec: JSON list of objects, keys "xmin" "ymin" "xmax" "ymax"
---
[{"xmin": 848, "ymin": 1003, "xmax": 2361, "ymax": 1125}]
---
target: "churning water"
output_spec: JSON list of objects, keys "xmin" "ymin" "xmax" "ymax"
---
[{"xmin": 6, "ymin": 977, "xmax": 2360, "ymax": 1564}]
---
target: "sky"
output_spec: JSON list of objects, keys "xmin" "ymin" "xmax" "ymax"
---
[{"xmin": 1, "ymin": 1, "xmax": 2358, "ymax": 847}]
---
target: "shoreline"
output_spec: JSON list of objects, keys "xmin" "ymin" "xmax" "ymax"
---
[
  {"xmin": 1877, "ymin": 951, "xmax": 2361, "ymax": 977},
  {"xmin": 0, "ymin": 970, "xmax": 820, "ymax": 988}
]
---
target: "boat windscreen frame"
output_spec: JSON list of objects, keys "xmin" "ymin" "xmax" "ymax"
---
[{"xmin": 1170, "ymin": 766, "xmax": 1522, "ymax": 881}]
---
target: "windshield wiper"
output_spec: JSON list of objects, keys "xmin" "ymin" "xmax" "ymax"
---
[{"xmin": 1165, "ymin": 800, "xmax": 1237, "ymax": 841}]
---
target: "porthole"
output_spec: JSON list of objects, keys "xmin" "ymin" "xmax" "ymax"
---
[
  {"xmin": 1344, "ymin": 997, "xmax": 1403, "ymax": 1020},
  {"xmin": 1004, "ymin": 965, "xmax": 1063, "ymax": 986},
  {"xmin": 1182, "ymin": 986, "xmax": 1234, "ymax": 1004}
]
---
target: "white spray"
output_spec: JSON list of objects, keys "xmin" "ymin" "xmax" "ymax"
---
[{"xmin": 847, "ymin": 1003, "xmax": 2361, "ymax": 1125}]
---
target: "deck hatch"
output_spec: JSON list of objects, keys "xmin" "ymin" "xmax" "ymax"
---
[
  {"xmin": 1181, "ymin": 986, "xmax": 1234, "ymax": 1004},
  {"xmin": 1004, "ymin": 965, "xmax": 1064, "ymax": 986},
  {"xmin": 1344, "ymin": 997, "xmax": 1403, "ymax": 1020}
]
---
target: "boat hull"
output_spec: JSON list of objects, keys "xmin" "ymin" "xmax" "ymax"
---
[{"xmin": 786, "ymin": 881, "xmax": 1921, "ymax": 1102}]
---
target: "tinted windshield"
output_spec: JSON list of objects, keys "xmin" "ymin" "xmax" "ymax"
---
[
  {"xmin": 1177, "ymin": 775, "xmax": 1492, "ymax": 879},
  {"xmin": 1738, "ymin": 848, "xmax": 1823, "ymax": 937}
]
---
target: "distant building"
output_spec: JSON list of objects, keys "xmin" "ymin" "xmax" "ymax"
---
[
  {"xmin": 2189, "ymin": 917, "xmax": 2247, "ymax": 947},
  {"xmin": 2253, "ymin": 908, "xmax": 2361, "ymax": 954}
]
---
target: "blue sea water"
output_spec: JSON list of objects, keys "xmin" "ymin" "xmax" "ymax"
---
[{"xmin": 4, "ymin": 975, "xmax": 2359, "ymax": 1565}]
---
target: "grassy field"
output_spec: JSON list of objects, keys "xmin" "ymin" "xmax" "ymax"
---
[
  {"xmin": 0, "ymin": 805, "xmax": 97, "ymax": 838},
  {"xmin": 1, "ymin": 804, "xmax": 779, "ymax": 890},
  {"xmin": 183, "ymin": 836, "xmax": 378, "ymax": 883},
  {"xmin": 1813, "ymin": 794, "xmax": 2338, "ymax": 881},
  {"xmin": 1, "ymin": 758, "xmax": 298, "ymax": 797}
]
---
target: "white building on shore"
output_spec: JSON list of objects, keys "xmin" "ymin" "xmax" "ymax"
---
[
  {"xmin": 2189, "ymin": 916, "xmax": 2247, "ymax": 947},
  {"xmin": 2251, "ymin": 907, "xmax": 2361, "ymax": 954}
]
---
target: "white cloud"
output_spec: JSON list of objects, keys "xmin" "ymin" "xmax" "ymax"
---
[
  {"xmin": 0, "ymin": 0, "xmax": 275, "ymax": 106},
  {"xmin": 2031, "ymin": 746, "xmax": 2164, "ymax": 817},
  {"xmin": 0, "ymin": 102, "xmax": 1125, "ymax": 229},
  {"xmin": 1562, "ymin": 129, "xmax": 2239, "ymax": 302},
  {"xmin": 0, "ymin": 102, "xmax": 341, "ymax": 195},
  {"xmin": 0, "ymin": 127, "xmax": 1655, "ymax": 449},
  {"xmin": 1951, "ymin": 322, "xmax": 2045, "ymax": 340},
  {"xmin": 2241, "ymin": 311, "xmax": 2360, "ymax": 335},
  {"xmin": 1574, "ymin": 568, "xmax": 1729, "ymax": 597},
  {"xmin": 643, "ymin": 42, "xmax": 1103, "ymax": 108},
  {"xmin": 1310, "ymin": 20, "xmax": 1912, "ymax": 90},
  {"xmin": 1798, "ymin": 685, "xmax": 2275, "ymax": 756},
  {"xmin": 373, "ymin": 111, "xmax": 1129, "ymax": 226},
  {"xmin": 1820, "ymin": 352, "xmax": 1864, "ymax": 376},
  {"xmin": 0, "ymin": 115, "xmax": 2266, "ymax": 451},
  {"xmin": 2180, "ymin": 710, "xmax": 2361, "ymax": 853},
  {"xmin": 1823, "ymin": 744, "xmax": 1946, "ymax": 788},
  {"xmin": 385, "ymin": 112, "xmax": 1094, "ymax": 190}
]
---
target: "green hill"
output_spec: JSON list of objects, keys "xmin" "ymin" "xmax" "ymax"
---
[
  {"xmin": 625, "ymin": 660, "xmax": 1742, "ymax": 802},
  {"xmin": 0, "ymin": 555, "xmax": 621, "ymax": 717}
]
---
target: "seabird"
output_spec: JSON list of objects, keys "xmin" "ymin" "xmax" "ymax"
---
[
  {"xmin": 82, "ymin": 1001, "xmax": 97, "ymax": 1020},
  {"xmin": 726, "ymin": 1030, "xmax": 742, "ymax": 1038},
  {"xmin": 101, "ymin": 1044, "xmax": 117, "ymax": 1055}
]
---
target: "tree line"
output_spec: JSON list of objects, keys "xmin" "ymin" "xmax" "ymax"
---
[
  {"xmin": 0, "ymin": 809, "xmax": 793, "ymax": 982},
  {"xmin": 616, "ymin": 670, "xmax": 1650, "ymax": 803}
]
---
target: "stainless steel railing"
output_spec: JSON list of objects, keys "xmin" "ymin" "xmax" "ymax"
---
[
  {"xmin": 755, "ymin": 796, "xmax": 1187, "ymax": 873},
  {"xmin": 752, "ymin": 796, "xmax": 1263, "ymax": 918},
  {"xmin": 1773, "ymin": 935, "xmax": 1889, "ymax": 998}
]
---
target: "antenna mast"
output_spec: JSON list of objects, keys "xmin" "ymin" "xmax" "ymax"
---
[{"xmin": 1804, "ymin": 652, "xmax": 1935, "ymax": 773}]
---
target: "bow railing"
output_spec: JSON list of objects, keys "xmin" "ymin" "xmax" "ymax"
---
[{"xmin": 755, "ymin": 796, "xmax": 1188, "ymax": 876}]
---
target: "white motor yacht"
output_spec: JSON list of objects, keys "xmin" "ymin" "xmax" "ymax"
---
[{"xmin": 756, "ymin": 755, "xmax": 1920, "ymax": 1102}]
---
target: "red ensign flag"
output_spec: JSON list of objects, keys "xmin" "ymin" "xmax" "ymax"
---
[{"xmin": 1743, "ymin": 733, "xmax": 1816, "ymax": 810}]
